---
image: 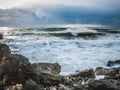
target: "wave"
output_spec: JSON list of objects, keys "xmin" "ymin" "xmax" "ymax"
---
[
  {"xmin": 91, "ymin": 28, "xmax": 120, "ymax": 34},
  {"xmin": 49, "ymin": 32, "xmax": 105, "ymax": 39}
]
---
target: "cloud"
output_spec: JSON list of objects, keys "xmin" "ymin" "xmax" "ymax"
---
[
  {"xmin": 0, "ymin": 0, "xmax": 120, "ymax": 27},
  {"xmin": 0, "ymin": 0, "xmax": 120, "ymax": 11}
]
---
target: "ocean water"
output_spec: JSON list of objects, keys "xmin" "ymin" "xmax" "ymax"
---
[{"xmin": 0, "ymin": 24, "xmax": 120, "ymax": 75}]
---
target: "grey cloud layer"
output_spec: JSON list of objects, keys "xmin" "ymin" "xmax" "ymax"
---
[{"xmin": 0, "ymin": 0, "xmax": 120, "ymax": 10}]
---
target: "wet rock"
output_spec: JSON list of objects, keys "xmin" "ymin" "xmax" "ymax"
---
[
  {"xmin": 107, "ymin": 60, "xmax": 120, "ymax": 67},
  {"xmin": 70, "ymin": 69, "xmax": 95, "ymax": 78},
  {"xmin": 57, "ymin": 84, "xmax": 70, "ymax": 90},
  {"xmin": 88, "ymin": 80, "xmax": 120, "ymax": 90},
  {"xmin": 106, "ymin": 68, "xmax": 119, "ymax": 76},
  {"xmin": 35, "ymin": 73, "xmax": 64, "ymax": 87},
  {"xmin": 105, "ymin": 68, "xmax": 119, "ymax": 79},
  {"xmin": 95, "ymin": 67, "xmax": 105, "ymax": 75},
  {"xmin": 0, "ymin": 34, "xmax": 3, "ymax": 39},
  {"xmin": 63, "ymin": 76, "xmax": 74, "ymax": 86},
  {"xmin": 49, "ymin": 86, "xmax": 57, "ymax": 90},
  {"xmin": 23, "ymin": 79, "xmax": 43, "ymax": 90},
  {"xmin": 84, "ymin": 78, "xmax": 94, "ymax": 84},
  {"xmin": 0, "ymin": 54, "xmax": 30, "ymax": 76},
  {"xmin": 32, "ymin": 63, "xmax": 61, "ymax": 76},
  {"xmin": 5, "ymin": 83, "xmax": 23, "ymax": 90},
  {"xmin": 0, "ymin": 43, "xmax": 11, "ymax": 59},
  {"xmin": 0, "ymin": 54, "xmax": 31, "ymax": 85},
  {"xmin": 64, "ymin": 69, "xmax": 95, "ymax": 86},
  {"xmin": 71, "ymin": 85, "xmax": 88, "ymax": 90}
]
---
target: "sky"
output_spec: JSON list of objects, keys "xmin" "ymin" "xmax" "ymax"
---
[
  {"xmin": 0, "ymin": 0, "xmax": 120, "ymax": 10},
  {"xmin": 0, "ymin": 0, "xmax": 120, "ymax": 27}
]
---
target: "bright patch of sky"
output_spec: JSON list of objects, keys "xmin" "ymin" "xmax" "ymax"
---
[{"xmin": 0, "ymin": 0, "xmax": 120, "ymax": 10}]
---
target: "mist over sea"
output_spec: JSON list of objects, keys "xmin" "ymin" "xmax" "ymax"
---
[{"xmin": 0, "ymin": 24, "xmax": 120, "ymax": 75}]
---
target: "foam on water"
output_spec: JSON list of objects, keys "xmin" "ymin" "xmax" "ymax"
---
[{"xmin": 0, "ymin": 25, "xmax": 120, "ymax": 75}]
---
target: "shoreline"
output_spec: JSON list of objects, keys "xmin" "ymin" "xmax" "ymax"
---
[{"xmin": 0, "ymin": 42, "xmax": 120, "ymax": 90}]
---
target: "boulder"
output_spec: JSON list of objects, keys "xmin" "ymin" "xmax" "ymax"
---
[
  {"xmin": 0, "ymin": 54, "xmax": 30, "ymax": 75},
  {"xmin": 95, "ymin": 67, "xmax": 110, "ymax": 75},
  {"xmin": 0, "ymin": 34, "xmax": 3, "ymax": 39},
  {"xmin": 95, "ymin": 67, "xmax": 105, "ymax": 75},
  {"xmin": 32, "ymin": 63, "xmax": 61, "ymax": 76},
  {"xmin": 107, "ymin": 60, "xmax": 120, "ymax": 67},
  {"xmin": 32, "ymin": 73, "xmax": 64, "ymax": 87},
  {"xmin": 70, "ymin": 69, "xmax": 95, "ymax": 78},
  {"xmin": 0, "ymin": 54, "xmax": 31, "ymax": 84},
  {"xmin": 88, "ymin": 80, "xmax": 120, "ymax": 90},
  {"xmin": 23, "ymin": 79, "xmax": 43, "ymax": 90},
  {"xmin": 105, "ymin": 68, "xmax": 119, "ymax": 79},
  {"xmin": 0, "ymin": 43, "xmax": 11, "ymax": 59},
  {"xmin": 105, "ymin": 68, "xmax": 119, "ymax": 76}
]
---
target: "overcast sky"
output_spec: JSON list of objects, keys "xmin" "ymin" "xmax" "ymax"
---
[{"xmin": 0, "ymin": 0, "xmax": 120, "ymax": 10}]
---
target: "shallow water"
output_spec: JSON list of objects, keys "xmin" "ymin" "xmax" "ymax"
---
[{"xmin": 0, "ymin": 24, "xmax": 120, "ymax": 75}]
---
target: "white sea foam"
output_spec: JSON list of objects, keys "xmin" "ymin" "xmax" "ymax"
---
[
  {"xmin": 0, "ymin": 25, "xmax": 120, "ymax": 75},
  {"xmin": 95, "ymin": 75, "xmax": 105, "ymax": 80}
]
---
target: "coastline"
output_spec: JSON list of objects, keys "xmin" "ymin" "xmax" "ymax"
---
[{"xmin": 0, "ymin": 34, "xmax": 120, "ymax": 90}]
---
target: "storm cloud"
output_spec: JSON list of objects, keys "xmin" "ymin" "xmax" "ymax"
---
[{"xmin": 0, "ymin": 0, "xmax": 120, "ymax": 27}]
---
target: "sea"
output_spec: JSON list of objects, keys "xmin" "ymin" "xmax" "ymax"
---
[{"xmin": 0, "ymin": 24, "xmax": 120, "ymax": 75}]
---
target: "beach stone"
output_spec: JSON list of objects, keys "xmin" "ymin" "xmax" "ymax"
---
[
  {"xmin": 0, "ymin": 34, "xmax": 3, "ymax": 39},
  {"xmin": 70, "ymin": 69, "xmax": 95, "ymax": 78},
  {"xmin": 0, "ymin": 54, "xmax": 30, "ymax": 77},
  {"xmin": 105, "ymin": 68, "xmax": 119, "ymax": 76},
  {"xmin": 105, "ymin": 68, "xmax": 119, "ymax": 79},
  {"xmin": 95, "ymin": 67, "xmax": 110, "ymax": 75},
  {"xmin": 107, "ymin": 60, "xmax": 120, "ymax": 67},
  {"xmin": 23, "ymin": 79, "xmax": 43, "ymax": 90},
  {"xmin": 88, "ymin": 80, "xmax": 120, "ymax": 90},
  {"xmin": 0, "ymin": 43, "xmax": 11, "ymax": 59},
  {"xmin": 95, "ymin": 67, "xmax": 105, "ymax": 75},
  {"xmin": 34, "ymin": 73, "xmax": 64, "ymax": 87},
  {"xmin": 32, "ymin": 63, "xmax": 61, "ymax": 76}
]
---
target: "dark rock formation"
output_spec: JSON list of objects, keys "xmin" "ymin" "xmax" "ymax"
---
[
  {"xmin": 88, "ymin": 80, "xmax": 120, "ymax": 90},
  {"xmin": 70, "ymin": 69, "xmax": 95, "ymax": 78},
  {"xmin": 107, "ymin": 60, "xmax": 120, "ymax": 67},
  {"xmin": 0, "ymin": 54, "xmax": 30, "ymax": 77},
  {"xmin": 0, "ymin": 34, "xmax": 3, "ymax": 39},
  {"xmin": 32, "ymin": 63, "xmax": 61, "ymax": 76},
  {"xmin": 95, "ymin": 67, "xmax": 105, "ymax": 75},
  {"xmin": 0, "ymin": 43, "xmax": 11, "ymax": 59},
  {"xmin": 23, "ymin": 79, "xmax": 43, "ymax": 90}
]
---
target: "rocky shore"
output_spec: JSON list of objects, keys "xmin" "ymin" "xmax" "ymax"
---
[{"xmin": 0, "ymin": 42, "xmax": 120, "ymax": 90}]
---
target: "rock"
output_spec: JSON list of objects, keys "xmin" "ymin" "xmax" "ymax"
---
[
  {"xmin": 0, "ymin": 54, "xmax": 31, "ymax": 84},
  {"xmin": 63, "ymin": 76, "xmax": 74, "ymax": 86},
  {"xmin": 0, "ymin": 43, "xmax": 11, "ymax": 59},
  {"xmin": 32, "ymin": 63, "xmax": 61, "ymax": 76},
  {"xmin": 64, "ymin": 69, "xmax": 95, "ymax": 86},
  {"xmin": 70, "ymin": 69, "xmax": 95, "ymax": 78},
  {"xmin": 5, "ymin": 84, "xmax": 23, "ymax": 90},
  {"xmin": 88, "ymin": 80, "xmax": 120, "ymax": 90},
  {"xmin": 71, "ymin": 85, "xmax": 88, "ymax": 90},
  {"xmin": 57, "ymin": 84, "xmax": 70, "ymax": 90},
  {"xmin": 32, "ymin": 73, "xmax": 64, "ymax": 87},
  {"xmin": 105, "ymin": 68, "xmax": 119, "ymax": 76},
  {"xmin": 95, "ymin": 67, "xmax": 105, "ymax": 75},
  {"xmin": 23, "ymin": 79, "xmax": 43, "ymax": 90},
  {"xmin": 107, "ymin": 60, "xmax": 120, "ymax": 67},
  {"xmin": 0, "ymin": 54, "xmax": 30, "ymax": 76},
  {"xmin": 105, "ymin": 68, "xmax": 119, "ymax": 79},
  {"xmin": 49, "ymin": 86, "xmax": 57, "ymax": 90},
  {"xmin": 84, "ymin": 78, "xmax": 94, "ymax": 84},
  {"xmin": 0, "ymin": 34, "xmax": 3, "ymax": 39}
]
